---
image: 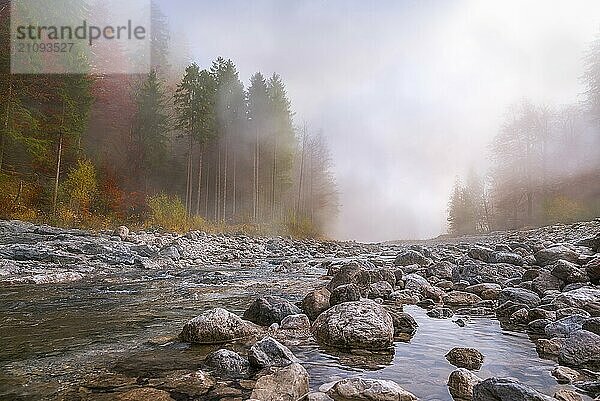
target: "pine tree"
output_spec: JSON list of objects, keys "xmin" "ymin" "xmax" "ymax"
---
[{"xmin": 131, "ymin": 70, "xmax": 171, "ymax": 193}]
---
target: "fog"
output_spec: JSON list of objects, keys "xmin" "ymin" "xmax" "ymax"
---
[{"xmin": 158, "ymin": 0, "xmax": 600, "ymax": 242}]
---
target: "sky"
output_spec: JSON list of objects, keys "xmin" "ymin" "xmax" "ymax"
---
[{"xmin": 157, "ymin": 0, "xmax": 600, "ymax": 242}]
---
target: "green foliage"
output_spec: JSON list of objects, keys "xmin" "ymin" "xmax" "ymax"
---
[
  {"xmin": 63, "ymin": 159, "xmax": 98, "ymax": 215},
  {"xmin": 146, "ymin": 193, "xmax": 189, "ymax": 231}
]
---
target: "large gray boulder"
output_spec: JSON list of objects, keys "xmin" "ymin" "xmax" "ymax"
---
[
  {"xmin": 558, "ymin": 329, "xmax": 600, "ymax": 369},
  {"xmin": 448, "ymin": 368, "xmax": 482, "ymax": 401},
  {"xmin": 330, "ymin": 283, "xmax": 361, "ymax": 306},
  {"xmin": 499, "ymin": 288, "xmax": 541, "ymax": 308},
  {"xmin": 473, "ymin": 377, "xmax": 553, "ymax": 401},
  {"xmin": 205, "ymin": 349, "xmax": 249, "ymax": 377},
  {"xmin": 180, "ymin": 308, "xmax": 259, "ymax": 344},
  {"xmin": 445, "ymin": 347, "xmax": 484, "ymax": 370},
  {"xmin": 394, "ymin": 250, "xmax": 432, "ymax": 267},
  {"xmin": 244, "ymin": 296, "xmax": 301, "ymax": 326},
  {"xmin": 250, "ymin": 363, "xmax": 309, "ymax": 401},
  {"xmin": 248, "ymin": 336, "xmax": 297, "ymax": 368},
  {"xmin": 535, "ymin": 245, "xmax": 580, "ymax": 266},
  {"xmin": 552, "ymin": 287, "xmax": 600, "ymax": 312},
  {"xmin": 311, "ymin": 300, "xmax": 394, "ymax": 350},
  {"xmin": 326, "ymin": 378, "xmax": 417, "ymax": 401},
  {"xmin": 544, "ymin": 316, "xmax": 586, "ymax": 338},
  {"xmin": 301, "ymin": 288, "xmax": 331, "ymax": 321},
  {"xmin": 551, "ymin": 260, "xmax": 588, "ymax": 284},
  {"xmin": 327, "ymin": 264, "xmax": 372, "ymax": 296}
]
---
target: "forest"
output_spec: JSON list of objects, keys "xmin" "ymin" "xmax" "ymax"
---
[
  {"xmin": 0, "ymin": 1, "xmax": 339, "ymax": 237},
  {"xmin": 447, "ymin": 33, "xmax": 600, "ymax": 236}
]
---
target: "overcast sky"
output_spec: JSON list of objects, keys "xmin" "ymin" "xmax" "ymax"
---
[{"xmin": 158, "ymin": 0, "xmax": 600, "ymax": 242}]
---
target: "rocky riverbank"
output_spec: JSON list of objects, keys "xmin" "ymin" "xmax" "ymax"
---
[{"xmin": 1, "ymin": 218, "xmax": 599, "ymax": 400}]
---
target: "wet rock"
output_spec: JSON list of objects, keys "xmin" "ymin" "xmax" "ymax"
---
[
  {"xmin": 447, "ymin": 368, "xmax": 482, "ymax": 401},
  {"xmin": 327, "ymin": 264, "xmax": 372, "ymax": 296},
  {"xmin": 473, "ymin": 377, "xmax": 553, "ymax": 401},
  {"xmin": 403, "ymin": 273, "xmax": 432, "ymax": 295},
  {"xmin": 301, "ymin": 288, "xmax": 331, "ymax": 321},
  {"xmin": 329, "ymin": 283, "xmax": 361, "ymax": 306},
  {"xmin": 180, "ymin": 308, "xmax": 260, "ymax": 344},
  {"xmin": 304, "ymin": 392, "xmax": 334, "ymax": 401},
  {"xmin": 445, "ymin": 347, "xmax": 484, "ymax": 370},
  {"xmin": 553, "ymin": 389, "xmax": 582, "ymax": 401},
  {"xmin": 551, "ymin": 366, "xmax": 581, "ymax": 384},
  {"xmin": 326, "ymin": 377, "xmax": 418, "ymax": 401},
  {"xmin": 499, "ymin": 287, "xmax": 541, "ymax": 308},
  {"xmin": 536, "ymin": 338, "xmax": 563, "ymax": 356},
  {"xmin": 585, "ymin": 258, "xmax": 600, "ymax": 284},
  {"xmin": 394, "ymin": 250, "xmax": 432, "ymax": 267},
  {"xmin": 387, "ymin": 309, "xmax": 418, "ymax": 338},
  {"xmin": 205, "ymin": 349, "xmax": 250, "ymax": 377},
  {"xmin": 368, "ymin": 281, "xmax": 394, "ymax": 299},
  {"xmin": 510, "ymin": 308, "xmax": 530, "ymax": 324},
  {"xmin": 244, "ymin": 296, "xmax": 302, "ymax": 326},
  {"xmin": 427, "ymin": 307, "xmax": 454, "ymax": 319},
  {"xmin": 551, "ymin": 260, "xmax": 588, "ymax": 284},
  {"xmin": 312, "ymin": 300, "xmax": 394, "ymax": 350},
  {"xmin": 443, "ymin": 291, "xmax": 483, "ymax": 307},
  {"xmin": 250, "ymin": 363, "xmax": 309, "ymax": 401},
  {"xmin": 152, "ymin": 370, "xmax": 215, "ymax": 396},
  {"xmin": 582, "ymin": 317, "xmax": 600, "ymax": 335},
  {"xmin": 249, "ymin": 336, "xmax": 297, "ymax": 368},
  {"xmin": 545, "ymin": 316, "xmax": 586, "ymax": 338},
  {"xmin": 427, "ymin": 261, "xmax": 455, "ymax": 280},
  {"xmin": 388, "ymin": 290, "xmax": 419, "ymax": 305},
  {"xmin": 116, "ymin": 388, "xmax": 175, "ymax": 401},
  {"xmin": 280, "ymin": 314, "xmax": 311, "ymax": 330},
  {"xmin": 114, "ymin": 226, "xmax": 129, "ymax": 240},
  {"xmin": 527, "ymin": 319, "xmax": 551, "ymax": 335},
  {"xmin": 558, "ymin": 329, "xmax": 600, "ymax": 369},
  {"xmin": 465, "ymin": 283, "xmax": 501, "ymax": 296},
  {"xmin": 555, "ymin": 308, "xmax": 590, "ymax": 320},
  {"xmin": 552, "ymin": 287, "xmax": 600, "ymax": 312},
  {"xmin": 494, "ymin": 252, "xmax": 525, "ymax": 266},
  {"xmin": 535, "ymin": 245, "xmax": 580, "ymax": 266},
  {"xmin": 573, "ymin": 381, "xmax": 600, "ymax": 398},
  {"xmin": 469, "ymin": 245, "xmax": 495, "ymax": 263},
  {"xmin": 532, "ymin": 271, "xmax": 564, "ymax": 296}
]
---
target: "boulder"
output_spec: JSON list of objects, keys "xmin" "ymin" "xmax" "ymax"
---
[
  {"xmin": 545, "ymin": 316, "xmax": 586, "ymax": 338},
  {"xmin": 585, "ymin": 258, "xmax": 600, "ymax": 284},
  {"xmin": 387, "ymin": 310, "xmax": 418, "ymax": 338},
  {"xmin": 117, "ymin": 388, "xmax": 175, "ymax": 401},
  {"xmin": 445, "ymin": 347, "xmax": 484, "ymax": 370},
  {"xmin": 248, "ymin": 336, "xmax": 297, "ymax": 368},
  {"xmin": 447, "ymin": 368, "xmax": 482, "ymax": 400},
  {"xmin": 301, "ymin": 288, "xmax": 331, "ymax": 321},
  {"xmin": 311, "ymin": 300, "xmax": 394, "ymax": 350},
  {"xmin": 427, "ymin": 261, "xmax": 455, "ymax": 280},
  {"xmin": 558, "ymin": 329, "xmax": 600, "ymax": 369},
  {"xmin": 244, "ymin": 296, "xmax": 302, "ymax": 326},
  {"xmin": 180, "ymin": 308, "xmax": 259, "ymax": 344},
  {"xmin": 326, "ymin": 378, "xmax": 417, "ymax": 401},
  {"xmin": 250, "ymin": 363, "xmax": 309, "ymax": 401},
  {"xmin": 552, "ymin": 287, "xmax": 600, "ymax": 312},
  {"xmin": 551, "ymin": 366, "xmax": 581, "ymax": 384},
  {"xmin": 473, "ymin": 377, "xmax": 553, "ymax": 401},
  {"xmin": 403, "ymin": 273, "xmax": 432, "ymax": 295},
  {"xmin": 582, "ymin": 317, "xmax": 600, "ymax": 335},
  {"xmin": 327, "ymin": 264, "xmax": 372, "ymax": 296},
  {"xmin": 280, "ymin": 314, "xmax": 311, "ymax": 330},
  {"xmin": 205, "ymin": 349, "xmax": 249, "ymax": 377},
  {"xmin": 535, "ymin": 245, "xmax": 580, "ymax": 266},
  {"xmin": 368, "ymin": 281, "xmax": 394, "ymax": 299},
  {"xmin": 499, "ymin": 288, "xmax": 541, "ymax": 308},
  {"xmin": 553, "ymin": 389, "xmax": 583, "ymax": 401},
  {"xmin": 427, "ymin": 307, "xmax": 454, "ymax": 319},
  {"xmin": 551, "ymin": 260, "xmax": 588, "ymax": 284},
  {"xmin": 330, "ymin": 283, "xmax": 361, "ymax": 306},
  {"xmin": 532, "ymin": 271, "xmax": 564, "ymax": 296},
  {"xmin": 443, "ymin": 291, "xmax": 483, "ymax": 307}
]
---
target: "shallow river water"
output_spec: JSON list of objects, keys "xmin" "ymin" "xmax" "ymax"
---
[{"xmin": 0, "ymin": 262, "xmax": 591, "ymax": 400}]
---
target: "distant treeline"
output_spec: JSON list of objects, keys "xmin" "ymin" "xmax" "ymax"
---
[
  {"xmin": 448, "ymin": 34, "xmax": 600, "ymax": 235},
  {"xmin": 0, "ymin": 0, "xmax": 338, "ymax": 237}
]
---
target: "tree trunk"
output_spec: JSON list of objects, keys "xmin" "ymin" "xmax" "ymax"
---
[
  {"xmin": 223, "ymin": 138, "xmax": 228, "ymax": 221},
  {"xmin": 215, "ymin": 145, "xmax": 220, "ymax": 221},
  {"xmin": 204, "ymin": 152, "xmax": 210, "ymax": 218},
  {"xmin": 253, "ymin": 126, "xmax": 259, "ymax": 222},
  {"xmin": 296, "ymin": 126, "xmax": 307, "ymax": 219},
  {"xmin": 195, "ymin": 145, "xmax": 203, "ymax": 216},
  {"xmin": 185, "ymin": 135, "xmax": 192, "ymax": 214},
  {"xmin": 271, "ymin": 136, "xmax": 277, "ymax": 222},
  {"xmin": 52, "ymin": 134, "xmax": 63, "ymax": 215},
  {"xmin": 232, "ymin": 150, "xmax": 236, "ymax": 220}
]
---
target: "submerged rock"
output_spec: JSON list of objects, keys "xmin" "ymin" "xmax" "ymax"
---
[
  {"xmin": 473, "ymin": 377, "xmax": 553, "ymax": 401},
  {"xmin": 250, "ymin": 363, "xmax": 309, "ymax": 401},
  {"xmin": 180, "ymin": 308, "xmax": 259, "ymax": 344},
  {"xmin": 447, "ymin": 368, "xmax": 482, "ymax": 400},
  {"xmin": 326, "ymin": 377, "xmax": 418, "ymax": 401},
  {"xmin": 205, "ymin": 349, "xmax": 249, "ymax": 377},
  {"xmin": 311, "ymin": 300, "xmax": 394, "ymax": 350},
  {"xmin": 445, "ymin": 347, "xmax": 484, "ymax": 370}
]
